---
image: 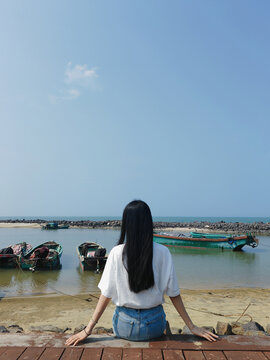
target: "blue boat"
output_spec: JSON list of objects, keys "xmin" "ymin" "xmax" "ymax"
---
[{"xmin": 42, "ymin": 222, "xmax": 69, "ymax": 230}]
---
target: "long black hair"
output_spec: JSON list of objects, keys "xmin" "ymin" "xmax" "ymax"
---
[{"xmin": 118, "ymin": 200, "xmax": 154, "ymax": 293}]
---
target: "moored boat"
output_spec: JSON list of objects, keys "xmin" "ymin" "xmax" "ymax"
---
[
  {"xmin": 0, "ymin": 243, "xmax": 32, "ymax": 268},
  {"xmin": 77, "ymin": 242, "xmax": 107, "ymax": 272},
  {"xmin": 19, "ymin": 241, "xmax": 62, "ymax": 271},
  {"xmin": 42, "ymin": 222, "xmax": 69, "ymax": 230},
  {"xmin": 153, "ymin": 233, "xmax": 258, "ymax": 251}
]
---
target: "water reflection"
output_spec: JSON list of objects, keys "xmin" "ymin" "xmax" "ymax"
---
[
  {"xmin": 169, "ymin": 245, "xmax": 262, "ymax": 289},
  {"xmin": 75, "ymin": 266, "xmax": 102, "ymax": 294},
  {"xmin": 0, "ymin": 269, "xmax": 15, "ymax": 287},
  {"xmin": 169, "ymin": 247, "xmax": 257, "ymax": 263},
  {"xmin": 0, "ymin": 268, "xmax": 61, "ymax": 296}
]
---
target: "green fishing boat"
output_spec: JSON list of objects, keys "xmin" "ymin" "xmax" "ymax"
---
[
  {"xmin": 153, "ymin": 233, "xmax": 258, "ymax": 251},
  {"xmin": 19, "ymin": 241, "xmax": 62, "ymax": 271},
  {"xmin": 42, "ymin": 222, "xmax": 69, "ymax": 230},
  {"xmin": 77, "ymin": 242, "xmax": 107, "ymax": 272}
]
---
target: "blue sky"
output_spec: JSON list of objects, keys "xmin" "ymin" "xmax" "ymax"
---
[{"xmin": 0, "ymin": 1, "xmax": 270, "ymax": 216}]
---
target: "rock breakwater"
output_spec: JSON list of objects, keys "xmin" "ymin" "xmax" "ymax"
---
[{"xmin": 1, "ymin": 219, "xmax": 270, "ymax": 235}]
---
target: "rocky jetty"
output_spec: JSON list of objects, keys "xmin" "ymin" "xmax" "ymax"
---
[{"xmin": 1, "ymin": 218, "xmax": 270, "ymax": 235}]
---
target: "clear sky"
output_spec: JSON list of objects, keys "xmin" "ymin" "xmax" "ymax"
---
[{"xmin": 0, "ymin": 1, "xmax": 270, "ymax": 217}]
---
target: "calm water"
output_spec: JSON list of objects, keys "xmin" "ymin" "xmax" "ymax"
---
[{"xmin": 0, "ymin": 228, "xmax": 269, "ymax": 298}]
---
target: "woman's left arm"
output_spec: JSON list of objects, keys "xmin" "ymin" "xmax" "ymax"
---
[
  {"xmin": 65, "ymin": 294, "xmax": 111, "ymax": 346},
  {"xmin": 169, "ymin": 294, "xmax": 219, "ymax": 342}
]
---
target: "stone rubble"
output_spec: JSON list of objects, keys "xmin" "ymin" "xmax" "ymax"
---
[
  {"xmin": 0, "ymin": 321, "xmax": 269, "ymax": 337},
  {"xmin": 1, "ymin": 218, "xmax": 270, "ymax": 234}
]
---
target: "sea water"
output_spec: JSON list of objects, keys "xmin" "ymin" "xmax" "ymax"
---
[{"xmin": 0, "ymin": 227, "xmax": 269, "ymax": 298}]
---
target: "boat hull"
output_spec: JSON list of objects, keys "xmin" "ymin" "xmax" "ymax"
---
[
  {"xmin": 153, "ymin": 234, "xmax": 258, "ymax": 250},
  {"xmin": 80, "ymin": 257, "xmax": 107, "ymax": 271},
  {"xmin": 0, "ymin": 254, "xmax": 19, "ymax": 268}
]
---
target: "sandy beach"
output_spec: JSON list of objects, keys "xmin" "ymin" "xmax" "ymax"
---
[
  {"xmin": 0, "ymin": 288, "xmax": 269, "ymax": 333},
  {"xmin": 0, "ymin": 223, "xmax": 43, "ymax": 229},
  {"xmin": 0, "ymin": 222, "xmax": 212, "ymax": 234}
]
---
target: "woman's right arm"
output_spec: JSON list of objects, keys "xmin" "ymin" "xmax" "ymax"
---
[
  {"xmin": 169, "ymin": 294, "xmax": 218, "ymax": 342},
  {"xmin": 65, "ymin": 294, "xmax": 111, "ymax": 346}
]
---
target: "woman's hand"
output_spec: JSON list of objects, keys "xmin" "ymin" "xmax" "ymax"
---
[
  {"xmin": 189, "ymin": 325, "xmax": 219, "ymax": 342},
  {"xmin": 65, "ymin": 329, "xmax": 90, "ymax": 346}
]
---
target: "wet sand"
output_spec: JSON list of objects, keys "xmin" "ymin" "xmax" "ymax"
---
[{"xmin": 0, "ymin": 288, "xmax": 269, "ymax": 333}]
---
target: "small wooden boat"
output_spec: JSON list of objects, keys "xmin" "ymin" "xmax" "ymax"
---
[
  {"xmin": 153, "ymin": 233, "xmax": 258, "ymax": 251},
  {"xmin": 77, "ymin": 242, "xmax": 107, "ymax": 272},
  {"xmin": 42, "ymin": 222, "xmax": 69, "ymax": 230},
  {"xmin": 0, "ymin": 243, "xmax": 32, "ymax": 268},
  {"xmin": 19, "ymin": 241, "xmax": 62, "ymax": 271}
]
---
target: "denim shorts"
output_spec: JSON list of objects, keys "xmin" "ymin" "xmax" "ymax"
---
[{"xmin": 112, "ymin": 305, "xmax": 166, "ymax": 341}]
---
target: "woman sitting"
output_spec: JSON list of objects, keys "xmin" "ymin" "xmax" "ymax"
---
[{"xmin": 66, "ymin": 200, "xmax": 218, "ymax": 345}]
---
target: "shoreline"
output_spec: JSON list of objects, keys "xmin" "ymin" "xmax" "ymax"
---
[
  {"xmin": 0, "ymin": 288, "xmax": 269, "ymax": 333},
  {"xmin": 1, "ymin": 287, "xmax": 268, "ymax": 299},
  {"xmin": 0, "ymin": 221, "xmax": 270, "ymax": 235},
  {"xmin": 1, "ymin": 285, "xmax": 268, "ymax": 301}
]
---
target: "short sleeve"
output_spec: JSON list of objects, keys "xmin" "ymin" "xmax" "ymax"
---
[
  {"xmin": 165, "ymin": 253, "xmax": 180, "ymax": 297},
  {"xmin": 98, "ymin": 248, "xmax": 117, "ymax": 299}
]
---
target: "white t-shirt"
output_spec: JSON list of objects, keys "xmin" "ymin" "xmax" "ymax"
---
[{"xmin": 98, "ymin": 242, "xmax": 180, "ymax": 309}]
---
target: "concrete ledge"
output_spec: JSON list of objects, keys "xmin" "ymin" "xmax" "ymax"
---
[
  {"xmin": 1, "ymin": 334, "xmax": 270, "ymax": 350},
  {"xmin": 0, "ymin": 334, "xmax": 149, "ymax": 348}
]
